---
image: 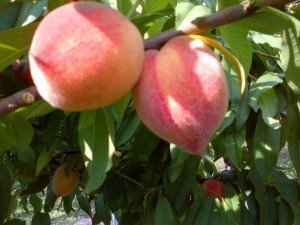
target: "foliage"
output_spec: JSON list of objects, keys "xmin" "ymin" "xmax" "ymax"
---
[{"xmin": 0, "ymin": 0, "xmax": 300, "ymax": 224}]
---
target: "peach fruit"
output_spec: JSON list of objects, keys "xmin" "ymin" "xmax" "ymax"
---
[
  {"xmin": 203, "ymin": 179, "xmax": 224, "ymax": 201},
  {"xmin": 29, "ymin": 2, "xmax": 144, "ymax": 111},
  {"xmin": 132, "ymin": 36, "xmax": 228, "ymax": 155},
  {"xmin": 52, "ymin": 165, "xmax": 79, "ymax": 197}
]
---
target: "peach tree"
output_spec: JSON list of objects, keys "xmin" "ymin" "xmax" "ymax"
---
[{"xmin": 0, "ymin": 0, "xmax": 299, "ymax": 224}]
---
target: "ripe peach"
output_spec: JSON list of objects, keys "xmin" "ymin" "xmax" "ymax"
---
[
  {"xmin": 203, "ymin": 179, "xmax": 224, "ymax": 201},
  {"xmin": 132, "ymin": 36, "xmax": 228, "ymax": 154},
  {"xmin": 52, "ymin": 165, "xmax": 79, "ymax": 197},
  {"xmin": 29, "ymin": 2, "xmax": 144, "ymax": 111}
]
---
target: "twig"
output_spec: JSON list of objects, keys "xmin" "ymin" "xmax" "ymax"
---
[
  {"xmin": 0, "ymin": 0, "xmax": 296, "ymax": 116},
  {"xmin": 0, "ymin": 86, "xmax": 40, "ymax": 115},
  {"xmin": 112, "ymin": 169, "xmax": 147, "ymax": 191},
  {"xmin": 254, "ymin": 50, "xmax": 280, "ymax": 60}
]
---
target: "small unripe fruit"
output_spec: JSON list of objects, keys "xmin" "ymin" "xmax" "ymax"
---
[
  {"xmin": 52, "ymin": 165, "xmax": 79, "ymax": 197},
  {"xmin": 203, "ymin": 179, "xmax": 224, "ymax": 201},
  {"xmin": 29, "ymin": 2, "xmax": 144, "ymax": 111},
  {"xmin": 132, "ymin": 36, "xmax": 228, "ymax": 154}
]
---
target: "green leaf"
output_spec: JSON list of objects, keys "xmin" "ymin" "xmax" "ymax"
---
[
  {"xmin": 212, "ymin": 110, "xmax": 236, "ymax": 140},
  {"xmin": 219, "ymin": 24, "xmax": 252, "ymax": 75},
  {"xmin": 17, "ymin": 100, "xmax": 54, "ymax": 119},
  {"xmin": 78, "ymin": 109, "xmax": 114, "ymax": 193},
  {"xmin": 221, "ymin": 128, "xmax": 244, "ymax": 169},
  {"xmin": 0, "ymin": 2, "xmax": 21, "ymax": 30},
  {"xmin": 177, "ymin": 4, "xmax": 211, "ymax": 30},
  {"xmin": 35, "ymin": 143, "xmax": 56, "ymax": 176},
  {"xmin": 92, "ymin": 195, "xmax": 111, "ymax": 225},
  {"xmin": 281, "ymin": 18, "xmax": 300, "ymax": 95},
  {"xmin": 252, "ymin": 114, "xmax": 280, "ymax": 182},
  {"xmin": 270, "ymin": 171, "xmax": 300, "ymax": 224},
  {"xmin": 241, "ymin": 7, "xmax": 291, "ymax": 34},
  {"xmin": 234, "ymin": 86, "xmax": 250, "ymax": 129},
  {"xmin": 0, "ymin": 163, "xmax": 12, "ymax": 224},
  {"xmin": 44, "ymin": 182, "xmax": 57, "ymax": 213},
  {"xmin": 115, "ymin": 111, "xmax": 140, "ymax": 147},
  {"xmin": 110, "ymin": 92, "xmax": 131, "ymax": 127},
  {"xmin": 131, "ymin": 125, "xmax": 160, "ymax": 159},
  {"xmin": 14, "ymin": 0, "xmax": 46, "ymax": 27},
  {"xmin": 0, "ymin": 22, "xmax": 38, "ymax": 72},
  {"xmin": 29, "ymin": 194, "xmax": 42, "ymax": 212},
  {"xmin": 143, "ymin": 193, "xmax": 156, "ymax": 225},
  {"xmin": 13, "ymin": 146, "xmax": 36, "ymax": 166},
  {"xmin": 76, "ymin": 192, "xmax": 91, "ymax": 217},
  {"xmin": 259, "ymin": 88, "xmax": 280, "ymax": 129},
  {"xmin": 286, "ymin": 104, "xmax": 300, "ymax": 184},
  {"xmin": 168, "ymin": 144, "xmax": 190, "ymax": 182},
  {"xmin": 182, "ymin": 199, "xmax": 214, "ymax": 225},
  {"xmin": 154, "ymin": 195, "xmax": 180, "ymax": 225},
  {"xmin": 63, "ymin": 193, "xmax": 75, "ymax": 215},
  {"xmin": 144, "ymin": 0, "xmax": 170, "ymax": 13},
  {"xmin": 31, "ymin": 212, "xmax": 50, "ymax": 225},
  {"xmin": 21, "ymin": 174, "xmax": 51, "ymax": 196},
  {"xmin": 78, "ymin": 109, "xmax": 97, "ymax": 131},
  {"xmin": 278, "ymin": 200, "xmax": 294, "ymax": 225},
  {"xmin": 249, "ymin": 73, "xmax": 283, "ymax": 112},
  {"xmin": 165, "ymin": 156, "xmax": 199, "ymax": 210},
  {"xmin": 175, "ymin": 2, "xmax": 194, "ymax": 28},
  {"xmin": 3, "ymin": 219, "xmax": 26, "ymax": 225}
]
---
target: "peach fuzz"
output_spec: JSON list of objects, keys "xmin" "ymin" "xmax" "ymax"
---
[
  {"xmin": 52, "ymin": 165, "xmax": 79, "ymax": 197},
  {"xmin": 132, "ymin": 36, "xmax": 228, "ymax": 155},
  {"xmin": 29, "ymin": 2, "xmax": 144, "ymax": 111}
]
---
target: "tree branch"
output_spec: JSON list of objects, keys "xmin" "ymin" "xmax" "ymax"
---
[{"xmin": 0, "ymin": 0, "xmax": 296, "ymax": 116}]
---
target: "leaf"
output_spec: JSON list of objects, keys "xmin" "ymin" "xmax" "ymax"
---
[
  {"xmin": 3, "ymin": 219, "xmax": 26, "ymax": 225},
  {"xmin": 221, "ymin": 128, "xmax": 244, "ymax": 169},
  {"xmin": 35, "ymin": 143, "xmax": 56, "ymax": 176},
  {"xmin": 78, "ymin": 109, "xmax": 114, "ymax": 193},
  {"xmin": 241, "ymin": 7, "xmax": 291, "ymax": 34},
  {"xmin": 211, "ymin": 110, "xmax": 236, "ymax": 140},
  {"xmin": 131, "ymin": 125, "xmax": 160, "ymax": 159},
  {"xmin": 278, "ymin": 200, "xmax": 294, "ymax": 225},
  {"xmin": 13, "ymin": 146, "xmax": 36, "ymax": 166},
  {"xmin": 165, "ymin": 156, "xmax": 200, "ymax": 210},
  {"xmin": 234, "ymin": 86, "xmax": 250, "ymax": 129},
  {"xmin": 270, "ymin": 171, "xmax": 300, "ymax": 224},
  {"xmin": 110, "ymin": 91, "xmax": 131, "ymax": 127},
  {"xmin": 17, "ymin": 100, "xmax": 54, "ymax": 120},
  {"xmin": 0, "ymin": 2, "xmax": 21, "ymax": 30},
  {"xmin": 29, "ymin": 194, "xmax": 42, "ymax": 212},
  {"xmin": 76, "ymin": 192, "xmax": 91, "ymax": 217},
  {"xmin": 115, "ymin": 111, "xmax": 140, "ymax": 147},
  {"xmin": 14, "ymin": 0, "xmax": 46, "ymax": 27},
  {"xmin": 154, "ymin": 195, "xmax": 180, "ymax": 225},
  {"xmin": 175, "ymin": 2, "xmax": 195, "ymax": 28},
  {"xmin": 0, "ymin": 22, "xmax": 38, "ymax": 72},
  {"xmin": 0, "ymin": 163, "xmax": 12, "ymax": 224},
  {"xmin": 182, "ymin": 199, "xmax": 214, "ymax": 225},
  {"xmin": 281, "ymin": 18, "xmax": 300, "ymax": 95},
  {"xmin": 259, "ymin": 89, "xmax": 280, "ymax": 129},
  {"xmin": 92, "ymin": 195, "xmax": 111, "ymax": 225},
  {"xmin": 286, "ymin": 104, "xmax": 300, "ymax": 184},
  {"xmin": 249, "ymin": 73, "xmax": 283, "ymax": 112},
  {"xmin": 219, "ymin": 21, "xmax": 252, "ymax": 76},
  {"xmin": 20, "ymin": 174, "xmax": 51, "ymax": 196},
  {"xmin": 78, "ymin": 110, "xmax": 97, "ymax": 131},
  {"xmin": 44, "ymin": 182, "xmax": 57, "ymax": 213},
  {"xmin": 177, "ymin": 4, "xmax": 211, "ymax": 30},
  {"xmin": 168, "ymin": 144, "xmax": 190, "ymax": 182},
  {"xmin": 252, "ymin": 114, "xmax": 280, "ymax": 182},
  {"xmin": 31, "ymin": 212, "xmax": 50, "ymax": 225}
]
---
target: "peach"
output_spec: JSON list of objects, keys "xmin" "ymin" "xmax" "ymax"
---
[
  {"xmin": 132, "ymin": 36, "xmax": 228, "ymax": 154},
  {"xmin": 29, "ymin": 2, "xmax": 144, "ymax": 111},
  {"xmin": 52, "ymin": 165, "xmax": 79, "ymax": 197},
  {"xmin": 203, "ymin": 179, "xmax": 224, "ymax": 201}
]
